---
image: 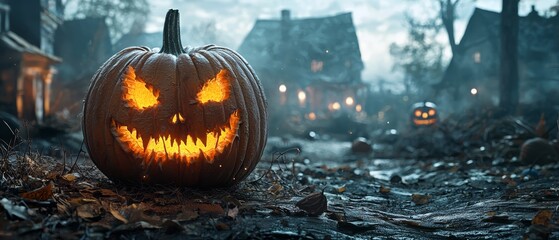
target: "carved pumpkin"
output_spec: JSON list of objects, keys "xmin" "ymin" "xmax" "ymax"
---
[
  {"xmin": 411, "ymin": 101, "xmax": 438, "ymax": 127},
  {"xmin": 82, "ymin": 9, "xmax": 267, "ymax": 187}
]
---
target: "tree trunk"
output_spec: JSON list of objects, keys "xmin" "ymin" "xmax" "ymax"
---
[
  {"xmin": 499, "ymin": 0, "xmax": 519, "ymax": 115},
  {"xmin": 439, "ymin": 0, "xmax": 459, "ymax": 55}
]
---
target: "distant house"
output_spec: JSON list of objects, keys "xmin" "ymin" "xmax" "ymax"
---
[
  {"xmin": 439, "ymin": 7, "xmax": 559, "ymax": 105},
  {"xmin": 53, "ymin": 17, "xmax": 112, "ymax": 114},
  {"xmin": 0, "ymin": 0, "xmax": 62, "ymax": 123},
  {"xmin": 238, "ymin": 10, "xmax": 366, "ymax": 130}
]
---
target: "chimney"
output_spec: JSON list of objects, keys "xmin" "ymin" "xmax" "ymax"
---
[
  {"xmin": 281, "ymin": 9, "xmax": 291, "ymax": 21},
  {"xmin": 281, "ymin": 9, "xmax": 291, "ymax": 41}
]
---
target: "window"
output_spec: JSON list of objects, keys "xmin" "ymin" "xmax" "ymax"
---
[
  {"xmin": 473, "ymin": 51, "xmax": 481, "ymax": 63},
  {"xmin": 311, "ymin": 60, "xmax": 323, "ymax": 72}
]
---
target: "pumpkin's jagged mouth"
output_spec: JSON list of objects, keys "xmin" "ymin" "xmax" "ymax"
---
[{"xmin": 111, "ymin": 110, "xmax": 240, "ymax": 165}]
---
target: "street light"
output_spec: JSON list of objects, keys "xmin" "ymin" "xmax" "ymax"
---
[
  {"xmin": 279, "ymin": 84, "xmax": 287, "ymax": 93},
  {"xmin": 298, "ymin": 90, "xmax": 306, "ymax": 105},
  {"xmin": 470, "ymin": 88, "xmax": 478, "ymax": 95},
  {"xmin": 345, "ymin": 96, "xmax": 354, "ymax": 106}
]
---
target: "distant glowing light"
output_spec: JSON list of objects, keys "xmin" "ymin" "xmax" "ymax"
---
[
  {"xmin": 331, "ymin": 102, "xmax": 341, "ymax": 111},
  {"xmin": 298, "ymin": 90, "xmax": 306, "ymax": 103},
  {"xmin": 308, "ymin": 112, "xmax": 316, "ymax": 120},
  {"xmin": 422, "ymin": 112, "xmax": 429, "ymax": 119},
  {"xmin": 279, "ymin": 84, "xmax": 287, "ymax": 93},
  {"xmin": 355, "ymin": 104, "xmax": 362, "ymax": 112},
  {"xmin": 345, "ymin": 97, "xmax": 354, "ymax": 106},
  {"xmin": 470, "ymin": 88, "xmax": 478, "ymax": 95}
]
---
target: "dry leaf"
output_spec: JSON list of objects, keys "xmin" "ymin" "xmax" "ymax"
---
[
  {"xmin": 21, "ymin": 181, "xmax": 54, "ymax": 201},
  {"xmin": 532, "ymin": 209, "xmax": 553, "ymax": 226},
  {"xmin": 337, "ymin": 185, "xmax": 346, "ymax": 193},
  {"xmin": 76, "ymin": 203, "xmax": 104, "ymax": 221},
  {"xmin": 379, "ymin": 185, "xmax": 391, "ymax": 194},
  {"xmin": 411, "ymin": 193, "xmax": 431, "ymax": 205},
  {"xmin": 227, "ymin": 206, "xmax": 239, "ymax": 219},
  {"xmin": 110, "ymin": 205, "xmax": 128, "ymax": 223},
  {"xmin": 295, "ymin": 191, "xmax": 328, "ymax": 216},
  {"xmin": 268, "ymin": 182, "xmax": 284, "ymax": 195}
]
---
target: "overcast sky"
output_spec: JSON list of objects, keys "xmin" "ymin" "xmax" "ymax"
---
[{"xmin": 144, "ymin": 0, "xmax": 558, "ymax": 91}]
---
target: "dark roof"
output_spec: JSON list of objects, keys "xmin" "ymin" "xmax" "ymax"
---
[
  {"xmin": 0, "ymin": 31, "xmax": 61, "ymax": 62},
  {"xmin": 238, "ymin": 12, "xmax": 364, "ymax": 85},
  {"xmin": 113, "ymin": 32, "xmax": 162, "ymax": 53},
  {"xmin": 440, "ymin": 7, "xmax": 559, "ymax": 87},
  {"xmin": 54, "ymin": 17, "xmax": 112, "ymax": 82}
]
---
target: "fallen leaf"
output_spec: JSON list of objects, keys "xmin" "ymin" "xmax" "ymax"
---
[
  {"xmin": 76, "ymin": 203, "xmax": 104, "ymax": 221},
  {"xmin": 110, "ymin": 205, "xmax": 128, "ymax": 224},
  {"xmin": 0, "ymin": 198, "xmax": 29, "ymax": 220},
  {"xmin": 411, "ymin": 193, "xmax": 431, "ymax": 205},
  {"xmin": 268, "ymin": 182, "xmax": 284, "ymax": 195},
  {"xmin": 21, "ymin": 181, "xmax": 54, "ymax": 201},
  {"xmin": 61, "ymin": 173, "xmax": 78, "ymax": 182},
  {"xmin": 227, "ymin": 206, "xmax": 239, "ymax": 219},
  {"xmin": 379, "ymin": 185, "xmax": 391, "ymax": 194},
  {"xmin": 337, "ymin": 185, "xmax": 346, "ymax": 193},
  {"xmin": 296, "ymin": 191, "xmax": 328, "ymax": 216},
  {"xmin": 532, "ymin": 209, "xmax": 553, "ymax": 226}
]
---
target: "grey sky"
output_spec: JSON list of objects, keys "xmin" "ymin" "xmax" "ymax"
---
[{"xmin": 144, "ymin": 0, "xmax": 557, "ymax": 91}]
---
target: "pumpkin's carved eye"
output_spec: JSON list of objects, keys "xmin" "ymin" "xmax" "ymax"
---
[
  {"xmin": 428, "ymin": 109, "xmax": 436, "ymax": 116},
  {"xmin": 414, "ymin": 110, "xmax": 422, "ymax": 117},
  {"xmin": 197, "ymin": 69, "xmax": 231, "ymax": 104},
  {"xmin": 122, "ymin": 66, "xmax": 159, "ymax": 110}
]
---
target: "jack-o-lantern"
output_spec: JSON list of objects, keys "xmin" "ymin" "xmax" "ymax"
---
[
  {"xmin": 82, "ymin": 9, "xmax": 267, "ymax": 187},
  {"xmin": 411, "ymin": 101, "xmax": 438, "ymax": 127}
]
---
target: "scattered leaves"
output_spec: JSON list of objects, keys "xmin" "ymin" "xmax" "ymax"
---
[
  {"xmin": 295, "ymin": 191, "xmax": 328, "ymax": 216},
  {"xmin": 21, "ymin": 181, "xmax": 54, "ymax": 201}
]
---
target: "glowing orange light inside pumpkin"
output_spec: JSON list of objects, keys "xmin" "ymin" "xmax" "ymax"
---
[
  {"xmin": 428, "ymin": 109, "xmax": 436, "ymax": 116},
  {"xmin": 171, "ymin": 113, "xmax": 185, "ymax": 123},
  {"xmin": 421, "ymin": 112, "xmax": 429, "ymax": 119},
  {"xmin": 112, "ymin": 110, "xmax": 240, "ymax": 165},
  {"xmin": 197, "ymin": 69, "xmax": 231, "ymax": 104},
  {"xmin": 414, "ymin": 110, "xmax": 422, "ymax": 117},
  {"xmin": 122, "ymin": 66, "xmax": 159, "ymax": 110}
]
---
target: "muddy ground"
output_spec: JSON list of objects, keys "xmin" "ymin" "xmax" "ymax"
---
[{"xmin": 1, "ymin": 119, "xmax": 559, "ymax": 239}]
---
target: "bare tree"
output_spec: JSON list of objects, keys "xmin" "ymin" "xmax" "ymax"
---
[
  {"xmin": 438, "ymin": 0, "xmax": 460, "ymax": 55},
  {"xmin": 499, "ymin": 0, "xmax": 519, "ymax": 115},
  {"xmin": 64, "ymin": 0, "xmax": 150, "ymax": 43}
]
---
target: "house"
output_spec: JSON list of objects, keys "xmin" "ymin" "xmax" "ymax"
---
[
  {"xmin": 53, "ymin": 17, "xmax": 112, "ymax": 115},
  {"xmin": 0, "ymin": 0, "xmax": 62, "ymax": 123},
  {"xmin": 238, "ymin": 10, "xmax": 366, "ymax": 133},
  {"xmin": 439, "ymin": 7, "xmax": 559, "ymax": 106}
]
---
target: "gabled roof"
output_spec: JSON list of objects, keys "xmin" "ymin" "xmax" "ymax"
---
[
  {"xmin": 0, "ymin": 31, "xmax": 61, "ymax": 62},
  {"xmin": 440, "ymin": 7, "xmax": 559, "ymax": 87},
  {"xmin": 238, "ymin": 12, "xmax": 364, "ymax": 85}
]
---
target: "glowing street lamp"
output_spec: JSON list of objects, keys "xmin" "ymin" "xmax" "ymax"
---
[
  {"xmin": 470, "ymin": 88, "xmax": 478, "ymax": 95},
  {"xmin": 331, "ymin": 102, "xmax": 341, "ymax": 111},
  {"xmin": 279, "ymin": 84, "xmax": 287, "ymax": 93},
  {"xmin": 298, "ymin": 90, "xmax": 306, "ymax": 105},
  {"xmin": 355, "ymin": 104, "xmax": 362, "ymax": 112},
  {"xmin": 345, "ymin": 96, "xmax": 354, "ymax": 106}
]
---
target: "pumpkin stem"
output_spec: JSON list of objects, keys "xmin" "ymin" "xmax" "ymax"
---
[{"xmin": 160, "ymin": 9, "xmax": 186, "ymax": 55}]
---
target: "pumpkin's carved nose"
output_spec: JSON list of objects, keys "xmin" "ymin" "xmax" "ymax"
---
[{"xmin": 171, "ymin": 113, "xmax": 185, "ymax": 123}]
